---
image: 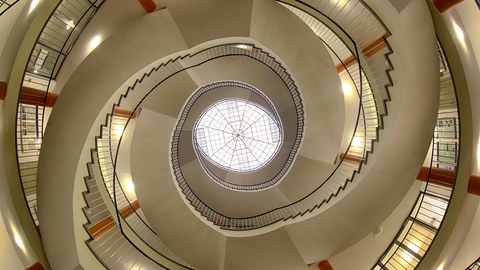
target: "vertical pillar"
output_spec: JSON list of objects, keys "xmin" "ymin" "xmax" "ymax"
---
[
  {"xmin": 318, "ymin": 260, "xmax": 334, "ymax": 270},
  {"xmin": 137, "ymin": 0, "xmax": 156, "ymax": 13},
  {"xmin": 432, "ymin": 0, "xmax": 464, "ymax": 13}
]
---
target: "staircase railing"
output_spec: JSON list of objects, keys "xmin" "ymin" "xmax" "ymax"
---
[
  {"xmin": 175, "ymin": 80, "xmax": 300, "ymax": 191},
  {"xmin": 103, "ymin": 41, "xmax": 360, "ymax": 229},
  {"xmin": 0, "ymin": 0, "xmax": 20, "ymax": 16},
  {"xmin": 83, "ymin": 145, "xmax": 193, "ymax": 269},
  {"xmin": 85, "ymin": 0, "xmax": 394, "ymax": 266},
  {"xmin": 372, "ymin": 42, "xmax": 459, "ymax": 270},
  {"xmin": 94, "ymin": 1, "xmax": 392, "ymax": 246},
  {"xmin": 92, "ymin": 44, "xmax": 307, "ymax": 265},
  {"xmin": 15, "ymin": 0, "xmax": 104, "ymax": 228},
  {"xmin": 467, "ymin": 257, "xmax": 480, "ymax": 270},
  {"xmin": 90, "ymin": 110, "xmax": 194, "ymax": 267},
  {"xmin": 104, "ymin": 2, "xmax": 388, "ymax": 231}
]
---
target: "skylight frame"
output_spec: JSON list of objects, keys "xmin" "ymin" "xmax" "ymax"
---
[{"xmin": 193, "ymin": 98, "xmax": 283, "ymax": 174}]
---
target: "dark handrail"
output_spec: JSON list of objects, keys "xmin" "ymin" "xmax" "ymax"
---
[
  {"xmin": 15, "ymin": 0, "xmax": 104, "ymax": 228},
  {"xmin": 176, "ymin": 80, "xmax": 298, "ymax": 191},
  {"xmin": 0, "ymin": 0, "xmax": 20, "ymax": 16},
  {"xmin": 372, "ymin": 41, "xmax": 460, "ymax": 270},
  {"xmin": 107, "ymin": 0, "xmax": 393, "ymax": 233},
  {"xmin": 89, "ymin": 0, "xmax": 393, "ymax": 266},
  {"xmin": 105, "ymin": 45, "xmax": 306, "ymax": 265},
  {"xmin": 110, "ymin": 41, "xmax": 364, "ymax": 228},
  {"xmin": 466, "ymin": 257, "xmax": 480, "ymax": 270}
]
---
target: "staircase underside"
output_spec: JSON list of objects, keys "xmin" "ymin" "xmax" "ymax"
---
[{"xmin": 35, "ymin": 0, "xmax": 440, "ymax": 269}]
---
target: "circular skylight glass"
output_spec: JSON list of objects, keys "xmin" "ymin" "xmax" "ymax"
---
[{"xmin": 194, "ymin": 98, "xmax": 282, "ymax": 173}]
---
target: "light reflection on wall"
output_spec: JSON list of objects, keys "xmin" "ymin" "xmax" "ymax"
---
[
  {"xmin": 29, "ymin": 0, "xmax": 41, "ymax": 14},
  {"xmin": 12, "ymin": 229, "xmax": 26, "ymax": 253},
  {"xmin": 125, "ymin": 178, "xmax": 135, "ymax": 193},
  {"xmin": 342, "ymin": 81, "xmax": 352, "ymax": 96},
  {"xmin": 88, "ymin": 35, "xmax": 102, "ymax": 54},
  {"xmin": 453, "ymin": 21, "xmax": 466, "ymax": 50}
]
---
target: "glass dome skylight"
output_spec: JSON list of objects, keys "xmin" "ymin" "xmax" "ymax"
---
[{"xmin": 194, "ymin": 98, "xmax": 282, "ymax": 173}]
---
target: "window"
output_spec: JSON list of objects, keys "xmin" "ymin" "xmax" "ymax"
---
[{"xmin": 194, "ymin": 98, "xmax": 282, "ymax": 173}]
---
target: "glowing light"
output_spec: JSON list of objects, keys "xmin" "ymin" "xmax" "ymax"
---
[
  {"xmin": 236, "ymin": 44, "xmax": 252, "ymax": 50},
  {"xmin": 342, "ymin": 81, "xmax": 352, "ymax": 95},
  {"xmin": 402, "ymin": 250, "xmax": 415, "ymax": 263},
  {"xmin": 402, "ymin": 242, "xmax": 420, "ymax": 263},
  {"xmin": 352, "ymin": 135, "xmax": 363, "ymax": 148},
  {"xmin": 408, "ymin": 242, "xmax": 420, "ymax": 253},
  {"xmin": 29, "ymin": 0, "xmax": 41, "ymax": 13},
  {"xmin": 125, "ymin": 179, "xmax": 135, "ymax": 193},
  {"xmin": 66, "ymin": 20, "xmax": 75, "ymax": 30},
  {"xmin": 13, "ymin": 231, "xmax": 26, "ymax": 252},
  {"xmin": 331, "ymin": 0, "xmax": 348, "ymax": 6},
  {"xmin": 88, "ymin": 35, "xmax": 102, "ymax": 53},
  {"xmin": 437, "ymin": 263, "xmax": 445, "ymax": 270},
  {"xmin": 194, "ymin": 98, "xmax": 282, "ymax": 173},
  {"xmin": 453, "ymin": 21, "xmax": 466, "ymax": 49},
  {"xmin": 33, "ymin": 69, "xmax": 38, "ymax": 74},
  {"xmin": 114, "ymin": 125, "xmax": 124, "ymax": 136}
]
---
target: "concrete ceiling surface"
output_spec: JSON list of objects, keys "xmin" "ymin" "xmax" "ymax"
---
[
  {"xmin": 131, "ymin": 109, "xmax": 228, "ymax": 270},
  {"xmin": 250, "ymin": 0, "xmax": 345, "ymax": 164},
  {"xmin": 165, "ymin": 0, "xmax": 254, "ymax": 48},
  {"xmin": 282, "ymin": 0, "xmax": 440, "ymax": 264},
  {"xmin": 52, "ymin": 0, "xmax": 150, "ymax": 93},
  {"xmin": 180, "ymin": 55, "xmax": 296, "ymax": 116},
  {"xmin": 35, "ymin": 0, "xmax": 441, "ymax": 269},
  {"xmin": 223, "ymin": 228, "xmax": 310, "ymax": 270},
  {"xmin": 129, "ymin": 52, "xmax": 341, "ymax": 218},
  {"xmin": 36, "ymin": 9, "xmax": 189, "ymax": 269},
  {"xmin": 132, "ymin": 109, "xmax": 319, "ymax": 269},
  {"xmin": 139, "ymin": 71, "xmax": 200, "ymax": 118}
]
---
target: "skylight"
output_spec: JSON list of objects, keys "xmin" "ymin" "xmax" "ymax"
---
[{"xmin": 194, "ymin": 98, "xmax": 282, "ymax": 173}]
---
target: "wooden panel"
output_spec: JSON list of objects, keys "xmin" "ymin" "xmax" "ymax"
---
[
  {"xmin": 0, "ymin": 81, "xmax": 58, "ymax": 107},
  {"xmin": 468, "ymin": 175, "xmax": 480, "ymax": 196},
  {"xmin": 432, "ymin": 0, "xmax": 464, "ymax": 13},
  {"xmin": 336, "ymin": 56, "xmax": 357, "ymax": 73},
  {"xmin": 88, "ymin": 200, "xmax": 141, "ymax": 239},
  {"xmin": 417, "ymin": 167, "xmax": 480, "ymax": 195},
  {"xmin": 0, "ymin": 81, "xmax": 6, "ymax": 100},
  {"xmin": 25, "ymin": 262, "xmax": 44, "ymax": 270},
  {"xmin": 416, "ymin": 166, "xmax": 455, "ymax": 188},
  {"xmin": 339, "ymin": 153, "xmax": 363, "ymax": 164},
  {"xmin": 336, "ymin": 36, "xmax": 387, "ymax": 73},
  {"xmin": 138, "ymin": 0, "xmax": 156, "ymax": 12},
  {"xmin": 318, "ymin": 260, "xmax": 334, "ymax": 270},
  {"xmin": 119, "ymin": 199, "xmax": 140, "ymax": 218},
  {"xmin": 362, "ymin": 36, "xmax": 387, "ymax": 57},
  {"xmin": 89, "ymin": 217, "xmax": 114, "ymax": 239},
  {"xmin": 19, "ymin": 87, "xmax": 58, "ymax": 107},
  {"xmin": 113, "ymin": 108, "xmax": 136, "ymax": 119}
]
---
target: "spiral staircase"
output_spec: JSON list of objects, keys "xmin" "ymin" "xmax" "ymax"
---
[{"xmin": 1, "ymin": 0, "xmax": 479, "ymax": 269}]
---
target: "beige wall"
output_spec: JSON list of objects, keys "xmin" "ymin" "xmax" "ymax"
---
[
  {"xmin": 0, "ymin": 213, "xmax": 24, "ymax": 270},
  {"xmin": 0, "ymin": 0, "xmax": 30, "ymax": 81}
]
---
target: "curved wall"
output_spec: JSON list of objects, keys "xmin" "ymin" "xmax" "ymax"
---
[
  {"xmin": 37, "ymin": 9, "xmax": 189, "ymax": 269},
  {"xmin": 283, "ymin": 0, "xmax": 440, "ymax": 264},
  {"xmin": 35, "ymin": 0, "xmax": 441, "ymax": 269}
]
